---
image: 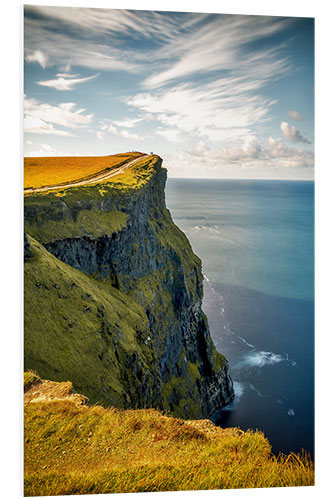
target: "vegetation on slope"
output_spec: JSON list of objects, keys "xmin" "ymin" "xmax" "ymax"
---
[
  {"xmin": 24, "ymin": 155, "xmax": 161, "ymax": 243},
  {"xmin": 24, "ymin": 152, "xmax": 142, "ymax": 189},
  {"xmin": 24, "ymin": 235, "xmax": 158, "ymax": 408},
  {"xmin": 24, "ymin": 373, "xmax": 314, "ymax": 496}
]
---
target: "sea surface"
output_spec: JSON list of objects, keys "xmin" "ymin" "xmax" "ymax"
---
[{"xmin": 166, "ymin": 178, "xmax": 314, "ymax": 458}]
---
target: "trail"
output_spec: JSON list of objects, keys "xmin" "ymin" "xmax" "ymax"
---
[{"xmin": 24, "ymin": 153, "xmax": 151, "ymax": 195}]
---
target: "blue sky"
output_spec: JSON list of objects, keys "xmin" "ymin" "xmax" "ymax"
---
[{"xmin": 24, "ymin": 5, "xmax": 314, "ymax": 179}]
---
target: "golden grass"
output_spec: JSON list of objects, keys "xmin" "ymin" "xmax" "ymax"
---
[
  {"xmin": 24, "ymin": 152, "xmax": 142, "ymax": 189},
  {"xmin": 24, "ymin": 374, "xmax": 314, "ymax": 496}
]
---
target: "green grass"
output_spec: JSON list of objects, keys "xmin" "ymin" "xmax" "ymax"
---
[
  {"xmin": 24, "ymin": 234, "xmax": 159, "ymax": 409},
  {"xmin": 24, "ymin": 375, "xmax": 314, "ymax": 496}
]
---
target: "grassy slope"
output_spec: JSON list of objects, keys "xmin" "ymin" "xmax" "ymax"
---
[
  {"xmin": 24, "ymin": 155, "xmax": 160, "ymax": 244},
  {"xmin": 24, "ymin": 235, "xmax": 156, "ymax": 408},
  {"xmin": 24, "ymin": 152, "xmax": 142, "ymax": 189},
  {"xmin": 24, "ymin": 373, "xmax": 314, "ymax": 496}
]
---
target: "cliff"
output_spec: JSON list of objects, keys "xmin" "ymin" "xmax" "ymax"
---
[{"xmin": 24, "ymin": 154, "xmax": 234, "ymax": 418}]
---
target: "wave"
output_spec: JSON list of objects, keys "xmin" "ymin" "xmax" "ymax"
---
[
  {"xmin": 238, "ymin": 336, "xmax": 255, "ymax": 348},
  {"xmin": 233, "ymin": 381, "xmax": 245, "ymax": 398},
  {"xmin": 236, "ymin": 350, "xmax": 286, "ymax": 369}
]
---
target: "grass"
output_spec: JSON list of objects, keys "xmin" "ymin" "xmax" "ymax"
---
[
  {"xmin": 24, "ymin": 374, "xmax": 314, "ymax": 496},
  {"xmin": 24, "ymin": 152, "xmax": 143, "ymax": 189},
  {"xmin": 24, "ymin": 155, "xmax": 162, "ymax": 243},
  {"xmin": 24, "ymin": 234, "xmax": 159, "ymax": 409}
]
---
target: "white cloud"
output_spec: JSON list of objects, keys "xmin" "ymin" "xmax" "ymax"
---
[
  {"xmin": 24, "ymin": 7, "xmax": 151, "ymax": 72},
  {"xmin": 26, "ymin": 50, "xmax": 47, "ymax": 69},
  {"xmin": 25, "ymin": 6, "xmax": 187, "ymax": 43},
  {"xmin": 280, "ymin": 121, "xmax": 310, "ymax": 144},
  {"xmin": 144, "ymin": 16, "xmax": 291, "ymax": 88},
  {"xmin": 174, "ymin": 135, "xmax": 314, "ymax": 178},
  {"xmin": 101, "ymin": 123, "xmax": 143, "ymax": 141},
  {"xmin": 24, "ymin": 116, "xmax": 73, "ymax": 136},
  {"xmin": 96, "ymin": 131, "xmax": 105, "ymax": 140},
  {"xmin": 37, "ymin": 73, "xmax": 98, "ymax": 91},
  {"xmin": 127, "ymin": 80, "xmax": 273, "ymax": 144},
  {"xmin": 24, "ymin": 97, "xmax": 93, "ymax": 133},
  {"xmin": 24, "ymin": 7, "xmax": 294, "ymax": 81},
  {"xmin": 112, "ymin": 118, "xmax": 143, "ymax": 128},
  {"xmin": 288, "ymin": 110, "xmax": 304, "ymax": 121}
]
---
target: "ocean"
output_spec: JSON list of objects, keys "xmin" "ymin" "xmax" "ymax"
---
[{"xmin": 166, "ymin": 178, "xmax": 314, "ymax": 458}]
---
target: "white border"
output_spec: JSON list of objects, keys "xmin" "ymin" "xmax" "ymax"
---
[{"xmin": 1, "ymin": 1, "xmax": 331, "ymax": 499}]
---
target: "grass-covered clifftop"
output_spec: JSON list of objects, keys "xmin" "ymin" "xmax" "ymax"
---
[
  {"xmin": 24, "ymin": 153, "xmax": 234, "ymax": 418},
  {"xmin": 24, "ymin": 373, "xmax": 314, "ymax": 496}
]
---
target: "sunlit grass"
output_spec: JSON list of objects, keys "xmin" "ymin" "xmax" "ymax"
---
[
  {"xmin": 24, "ymin": 374, "xmax": 314, "ymax": 496},
  {"xmin": 24, "ymin": 152, "xmax": 142, "ymax": 189}
]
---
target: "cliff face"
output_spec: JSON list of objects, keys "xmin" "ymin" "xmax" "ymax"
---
[{"xmin": 24, "ymin": 156, "xmax": 234, "ymax": 418}]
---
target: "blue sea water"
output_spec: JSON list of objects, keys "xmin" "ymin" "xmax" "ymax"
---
[{"xmin": 166, "ymin": 178, "xmax": 314, "ymax": 458}]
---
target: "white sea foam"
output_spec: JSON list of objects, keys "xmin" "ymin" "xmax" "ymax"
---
[
  {"xmin": 203, "ymin": 274, "xmax": 210, "ymax": 282},
  {"xmin": 237, "ymin": 350, "xmax": 285, "ymax": 369},
  {"xmin": 239, "ymin": 336, "xmax": 255, "ymax": 348},
  {"xmin": 233, "ymin": 381, "xmax": 245, "ymax": 398}
]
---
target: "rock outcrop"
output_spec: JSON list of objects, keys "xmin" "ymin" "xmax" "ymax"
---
[{"xmin": 24, "ymin": 155, "xmax": 234, "ymax": 419}]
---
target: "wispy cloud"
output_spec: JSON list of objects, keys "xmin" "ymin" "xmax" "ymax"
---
[
  {"xmin": 112, "ymin": 117, "xmax": 143, "ymax": 128},
  {"xmin": 127, "ymin": 77, "xmax": 275, "ymax": 143},
  {"xmin": 24, "ymin": 6, "xmax": 184, "ymax": 72},
  {"xmin": 280, "ymin": 121, "xmax": 310, "ymax": 144},
  {"xmin": 37, "ymin": 73, "xmax": 99, "ymax": 91},
  {"xmin": 144, "ymin": 16, "xmax": 292, "ymax": 88},
  {"xmin": 25, "ymin": 49, "xmax": 47, "ymax": 69},
  {"xmin": 99, "ymin": 122, "xmax": 143, "ymax": 141},
  {"xmin": 25, "ymin": 6, "xmax": 192, "ymax": 42},
  {"xmin": 24, "ymin": 96, "xmax": 93, "ymax": 136}
]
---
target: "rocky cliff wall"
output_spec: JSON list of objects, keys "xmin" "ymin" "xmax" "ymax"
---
[{"xmin": 24, "ymin": 155, "xmax": 234, "ymax": 418}]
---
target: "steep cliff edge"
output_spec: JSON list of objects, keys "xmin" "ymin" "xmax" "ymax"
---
[{"xmin": 24, "ymin": 154, "xmax": 234, "ymax": 418}]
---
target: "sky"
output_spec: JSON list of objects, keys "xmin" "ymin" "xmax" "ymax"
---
[{"xmin": 24, "ymin": 5, "xmax": 314, "ymax": 179}]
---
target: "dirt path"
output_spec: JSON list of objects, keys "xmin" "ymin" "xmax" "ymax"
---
[{"xmin": 24, "ymin": 154, "xmax": 151, "ymax": 195}]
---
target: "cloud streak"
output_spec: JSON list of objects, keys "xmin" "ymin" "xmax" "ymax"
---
[
  {"xmin": 37, "ymin": 73, "xmax": 99, "ymax": 91},
  {"xmin": 127, "ymin": 77, "xmax": 275, "ymax": 143},
  {"xmin": 144, "ymin": 16, "xmax": 292, "ymax": 88}
]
